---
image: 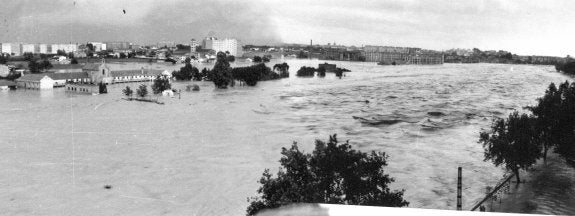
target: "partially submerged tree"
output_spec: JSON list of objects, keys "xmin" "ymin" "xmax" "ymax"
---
[
  {"xmin": 211, "ymin": 52, "xmax": 234, "ymax": 88},
  {"xmin": 151, "ymin": 75, "xmax": 171, "ymax": 94},
  {"xmin": 246, "ymin": 134, "xmax": 409, "ymax": 215},
  {"xmin": 122, "ymin": 86, "xmax": 133, "ymax": 99},
  {"xmin": 273, "ymin": 63, "xmax": 289, "ymax": 78},
  {"xmin": 136, "ymin": 84, "xmax": 148, "ymax": 98},
  {"xmin": 479, "ymin": 111, "xmax": 541, "ymax": 183}
]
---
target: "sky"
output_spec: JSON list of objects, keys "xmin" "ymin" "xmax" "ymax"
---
[{"xmin": 1, "ymin": 0, "xmax": 574, "ymax": 56}]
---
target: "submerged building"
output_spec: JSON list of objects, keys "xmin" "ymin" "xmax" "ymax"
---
[{"xmin": 15, "ymin": 62, "xmax": 164, "ymax": 91}]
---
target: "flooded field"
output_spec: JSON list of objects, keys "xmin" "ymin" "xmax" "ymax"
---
[{"xmin": 1, "ymin": 60, "xmax": 573, "ymax": 215}]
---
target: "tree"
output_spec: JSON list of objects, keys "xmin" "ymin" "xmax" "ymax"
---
[
  {"xmin": 253, "ymin": 56, "xmax": 263, "ymax": 63},
  {"xmin": 273, "ymin": 63, "xmax": 289, "ymax": 78},
  {"xmin": 527, "ymin": 83, "xmax": 562, "ymax": 161},
  {"xmin": 40, "ymin": 60, "xmax": 52, "ymax": 70},
  {"xmin": 227, "ymin": 55, "xmax": 235, "ymax": 62},
  {"xmin": 172, "ymin": 63, "xmax": 195, "ymax": 81},
  {"xmin": 23, "ymin": 52, "xmax": 34, "ymax": 61},
  {"xmin": 136, "ymin": 84, "xmax": 148, "ymax": 98},
  {"xmin": 262, "ymin": 56, "xmax": 270, "ymax": 62},
  {"xmin": 211, "ymin": 52, "xmax": 234, "ymax": 88},
  {"xmin": 296, "ymin": 66, "xmax": 316, "ymax": 77},
  {"xmin": 57, "ymin": 49, "xmax": 66, "ymax": 56},
  {"xmin": 87, "ymin": 43, "xmax": 94, "ymax": 51},
  {"xmin": 0, "ymin": 55, "xmax": 8, "ymax": 64},
  {"xmin": 317, "ymin": 66, "xmax": 326, "ymax": 77},
  {"xmin": 246, "ymin": 134, "xmax": 408, "ymax": 215},
  {"xmin": 479, "ymin": 111, "xmax": 541, "ymax": 183},
  {"xmin": 122, "ymin": 86, "xmax": 133, "ymax": 99},
  {"xmin": 151, "ymin": 75, "xmax": 171, "ymax": 94},
  {"xmin": 28, "ymin": 60, "xmax": 40, "ymax": 73}
]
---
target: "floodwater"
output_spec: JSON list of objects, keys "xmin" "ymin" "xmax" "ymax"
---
[{"xmin": 1, "ymin": 60, "xmax": 573, "ymax": 215}]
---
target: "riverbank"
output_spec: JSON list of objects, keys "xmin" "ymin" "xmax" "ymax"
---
[{"xmin": 485, "ymin": 152, "xmax": 575, "ymax": 214}]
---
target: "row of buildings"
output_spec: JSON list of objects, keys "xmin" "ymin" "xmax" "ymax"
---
[
  {"xmin": 15, "ymin": 61, "xmax": 165, "ymax": 92},
  {"xmin": 0, "ymin": 42, "xmax": 142, "ymax": 56},
  {"xmin": 317, "ymin": 45, "xmax": 444, "ymax": 65},
  {"xmin": 1, "ymin": 43, "xmax": 78, "ymax": 56}
]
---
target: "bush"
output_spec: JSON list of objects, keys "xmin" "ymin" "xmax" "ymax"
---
[
  {"xmin": 246, "ymin": 134, "xmax": 409, "ymax": 215},
  {"xmin": 296, "ymin": 66, "xmax": 316, "ymax": 77}
]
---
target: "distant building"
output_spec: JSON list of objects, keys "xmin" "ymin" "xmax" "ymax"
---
[
  {"xmin": 1, "ymin": 43, "xmax": 23, "ymax": 56},
  {"xmin": 105, "ymin": 42, "xmax": 130, "ymax": 51},
  {"xmin": 363, "ymin": 45, "xmax": 443, "ymax": 65},
  {"xmin": 51, "ymin": 44, "xmax": 78, "ymax": 54},
  {"xmin": 202, "ymin": 37, "xmax": 241, "ymax": 56},
  {"xmin": 22, "ymin": 44, "xmax": 39, "ymax": 54},
  {"xmin": 89, "ymin": 42, "xmax": 107, "ymax": 51},
  {"xmin": 157, "ymin": 41, "xmax": 176, "ymax": 49},
  {"xmin": 39, "ymin": 44, "xmax": 52, "ymax": 54}
]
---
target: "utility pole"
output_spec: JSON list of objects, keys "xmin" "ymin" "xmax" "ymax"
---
[{"xmin": 457, "ymin": 167, "xmax": 462, "ymax": 210}]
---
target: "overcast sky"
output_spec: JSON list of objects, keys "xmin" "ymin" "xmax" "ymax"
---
[{"xmin": 1, "ymin": 0, "xmax": 574, "ymax": 56}]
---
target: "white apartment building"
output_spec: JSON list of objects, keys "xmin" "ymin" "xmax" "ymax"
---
[
  {"xmin": 1, "ymin": 43, "xmax": 23, "ymax": 56},
  {"xmin": 202, "ymin": 37, "xmax": 241, "ymax": 56},
  {"xmin": 51, "ymin": 44, "xmax": 78, "ymax": 54},
  {"xmin": 89, "ymin": 42, "xmax": 106, "ymax": 52},
  {"xmin": 22, "ymin": 44, "xmax": 38, "ymax": 54},
  {"xmin": 39, "ymin": 44, "xmax": 51, "ymax": 54}
]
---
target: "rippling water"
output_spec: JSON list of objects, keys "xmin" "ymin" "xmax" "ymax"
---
[{"xmin": 1, "ymin": 60, "xmax": 573, "ymax": 215}]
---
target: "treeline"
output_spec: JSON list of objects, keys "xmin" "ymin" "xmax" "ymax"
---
[
  {"xmin": 172, "ymin": 52, "xmax": 290, "ymax": 88},
  {"xmin": 479, "ymin": 81, "xmax": 575, "ymax": 183},
  {"xmin": 246, "ymin": 134, "xmax": 408, "ymax": 215}
]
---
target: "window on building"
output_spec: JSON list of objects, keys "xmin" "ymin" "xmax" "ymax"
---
[{"xmin": 102, "ymin": 69, "xmax": 105, "ymax": 75}]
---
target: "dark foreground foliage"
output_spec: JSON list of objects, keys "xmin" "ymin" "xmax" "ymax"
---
[{"xmin": 246, "ymin": 134, "xmax": 409, "ymax": 215}]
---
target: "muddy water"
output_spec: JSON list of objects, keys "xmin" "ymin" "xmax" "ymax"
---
[{"xmin": 0, "ymin": 60, "xmax": 572, "ymax": 215}]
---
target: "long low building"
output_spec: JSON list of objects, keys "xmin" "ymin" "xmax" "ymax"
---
[{"xmin": 15, "ymin": 63, "xmax": 165, "ymax": 90}]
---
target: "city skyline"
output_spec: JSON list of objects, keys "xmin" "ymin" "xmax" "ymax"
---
[{"xmin": 1, "ymin": 0, "xmax": 574, "ymax": 57}]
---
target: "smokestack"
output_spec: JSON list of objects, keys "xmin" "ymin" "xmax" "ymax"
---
[{"xmin": 310, "ymin": 39, "xmax": 313, "ymax": 46}]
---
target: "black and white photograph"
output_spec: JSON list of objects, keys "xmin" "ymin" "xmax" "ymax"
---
[{"xmin": 1, "ymin": 0, "xmax": 575, "ymax": 215}]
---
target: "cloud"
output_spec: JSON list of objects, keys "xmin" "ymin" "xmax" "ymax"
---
[{"xmin": 0, "ymin": 0, "xmax": 281, "ymax": 45}]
